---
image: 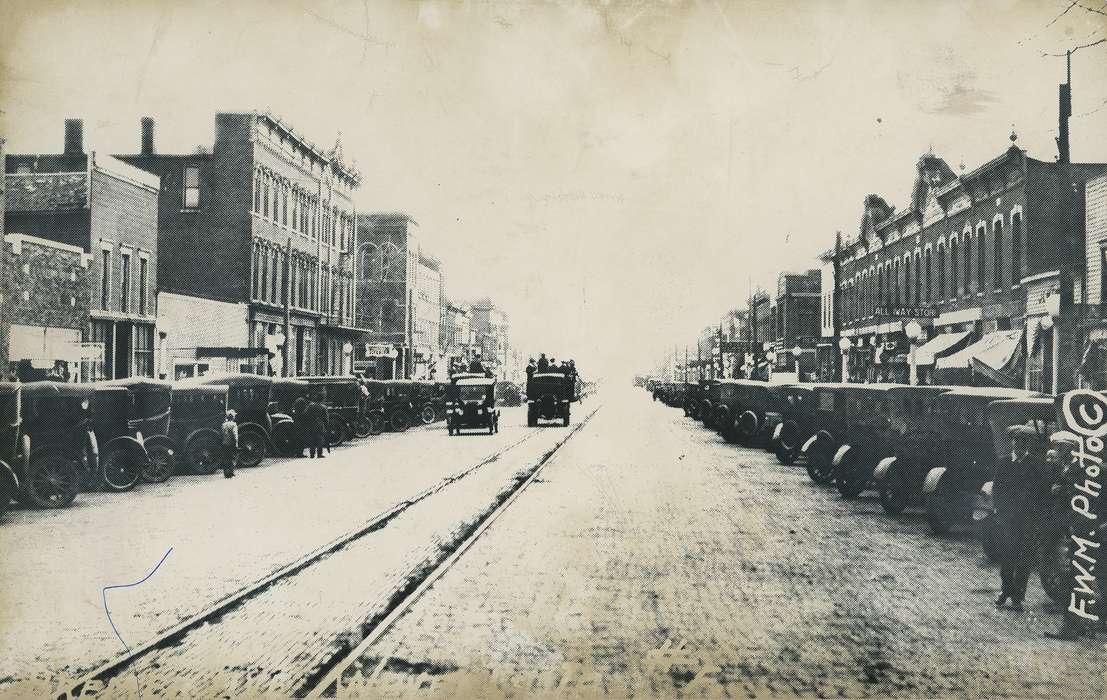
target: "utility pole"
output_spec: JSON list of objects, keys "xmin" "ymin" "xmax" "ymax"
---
[
  {"xmin": 283, "ymin": 236, "xmax": 292, "ymax": 377},
  {"xmin": 833, "ymin": 230, "xmax": 843, "ymax": 382}
]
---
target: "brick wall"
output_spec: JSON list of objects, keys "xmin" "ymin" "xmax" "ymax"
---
[
  {"xmin": 2, "ymin": 234, "xmax": 91, "ymax": 348},
  {"xmin": 89, "ymin": 165, "xmax": 159, "ymax": 317}
]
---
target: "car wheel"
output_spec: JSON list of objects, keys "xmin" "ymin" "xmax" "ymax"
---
[
  {"xmin": 354, "ymin": 416, "xmax": 373, "ymax": 439},
  {"xmin": 878, "ymin": 468, "xmax": 908, "ymax": 515},
  {"xmin": 101, "ymin": 446, "xmax": 142, "ymax": 492},
  {"xmin": 805, "ymin": 440, "xmax": 835, "ymax": 486},
  {"xmin": 24, "ymin": 451, "xmax": 80, "ymax": 509},
  {"xmin": 835, "ymin": 453, "xmax": 867, "ymax": 499},
  {"xmin": 420, "ymin": 405, "xmax": 437, "ymax": 425},
  {"xmin": 925, "ymin": 479, "xmax": 965, "ymax": 535},
  {"xmin": 327, "ymin": 414, "xmax": 349, "ymax": 447},
  {"xmin": 367, "ymin": 412, "xmax": 386, "ymax": 436},
  {"xmin": 184, "ymin": 431, "xmax": 221, "ymax": 475},
  {"xmin": 140, "ymin": 437, "xmax": 176, "ymax": 483},
  {"xmin": 236, "ymin": 427, "xmax": 267, "ymax": 468},
  {"xmin": 390, "ymin": 409, "xmax": 410, "ymax": 433},
  {"xmin": 775, "ymin": 443, "xmax": 797, "ymax": 465},
  {"xmin": 272, "ymin": 421, "xmax": 300, "ymax": 457}
]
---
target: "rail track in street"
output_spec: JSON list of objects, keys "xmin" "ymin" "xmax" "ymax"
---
[{"xmin": 57, "ymin": 404, "xmax": 601, "ymax": 699}]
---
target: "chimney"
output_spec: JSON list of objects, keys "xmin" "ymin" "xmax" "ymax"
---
[
  {"xmin": 141, "ymin": 117, "xmax": 155, "ymax": 155},
  {"xmin": 63, "ymin": 119, "xmax": 84, "ymax": 155}
]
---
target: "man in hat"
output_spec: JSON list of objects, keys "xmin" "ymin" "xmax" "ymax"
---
[
  {"xmin": 221, "ymin": 410, "xmax": 239, "ymax": 479},
  {"xmin": 993, "ymin": 423, "xmax": 1047, "ymax": 611}
]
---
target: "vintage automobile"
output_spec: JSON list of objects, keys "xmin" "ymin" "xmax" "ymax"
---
[
  {"xmin": 17, "ymin": 382, "xmax": 93, "ymax": 507},
  {"xmin": 362, "ymin": 379, "xmax": 421, "ymax": 432},
  {"xmin": 798, "ymin": 383, "xmax": 853, "ymax": 485},
  {"xmin": 869, "ymin": 385, "xmax": 954, "ymax": 514},
  {"xmin": 0, "ymin": 383, "xmax": 27, "ymax": 516},
  {"xmin": 102, "ymin": 378, "xmax": 176, "ymax": 484},
  {"xmin": 446, "ymin": 377, "xmax": 500, "ymax": 435},
  {"xmin": 968, "ymin": 398, "xmax": 1057, "ymax": 561},
  {"xmin": 683, "ymin": 380, "xmax": 705, "ymax": 418},
  {"xmin": 712, "ymin": 380, "xmax": 789, "ymax": 446},
  {"xmin": 413, "ymin": 380, "xmax": 447, "ymax": 424},
  {"xmin": 89, "ymin": 383, "xmax": 153, "ymax": 492},
  {"xmin": 915, "ymin": 387, "xmax": 1048, "ymax": 535},
  {"xmin": 186, "ymin": 374, "xmax": 286, "ymax": 467},
  {"xmin": 699, "ymin": 379, "xmax": 724, "ymax": 429},
  {"xmin": 829, "ymin": 384, "xmax": 902, "ymax": 499},
  {"xmin": 527, "ymin": 372, "xmax": 572, "ymax": 427},
  {"xmin": 768, "ymin": 385, "xmax": 816, "ymax": 465},
  {"xmin": 285, "ymin": 376, "xmax": 362, "ymax": 447},
  {"xmin": 168, "ymin": 384, "xmax": 229, "ymax": 474}
]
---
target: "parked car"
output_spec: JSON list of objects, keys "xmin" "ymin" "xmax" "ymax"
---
[
  {"xmin": 769, "ymin": 385, "xmax": 816, "ymax": 465},
  {"xmin": 827, "ymin": 385, "xmax": 898, "ymax": 499},
  {"xmin": 413, "ymin": 380, "xmax": 447, "ymax": 424},
  {"xmin": 169, "ymin": 384, "xmax": 229, "ymax": 474},
  {"xmin": 299, "ymin": 376, "xmax": 370, "ymax": 445},
  {"xmin": 527, "ymin": 372, "xmax": 571, "ymax": 427},
  {"xmin": 683, "ymin": 380, "xmax": 706, "ymax": 418},
  {"xmin": 102, "ymin": 378, "xmax": 176, "ymax": 484},
  {"xmin": 712, "ymin": 380, "xmax": 789, "ymax": 446},
  {"xmin": 90, "ymin": 383, "xmax": 153, "ymax": 492},
  {"xmin": 0, "ymin": 383, "xmax": 27, "ymax": 516},
  {"xmin": 446, "ymin": 377, "xmax": 499, "ymax": 435},
  {"xmin": 186, "ymin": 374, "xmax": 286, "ymax": 467},
  {"xmin": 17, "ymin": 382, "xmax": 92, "ymax": 508},
  {"xmin": 699, "ymin": 379, "xmax": 723, "ymax": 429},
  {"xmin": 798, "ymin": 383, "xmax": 853, "ymax": 485},
  {"xmin": 870, "ymin": 385, "xmax": 954, "ymax": 514},
  {"xmin": 918, "ymin": 387, "xmax": 1048, "ymax": 535},
  {"xmin": 362, "ymin": 379, "xmax": 419, "ymax": 433}
]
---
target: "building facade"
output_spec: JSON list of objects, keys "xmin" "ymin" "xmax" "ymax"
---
[
  {"xmin": 5, "ymin": 121, "xmax": 159, "ymax": 381},
  {"xmin": 414, "ymin": 251, "xmax": 446, "ymax": 378},
  {"xmin": 354, "ymin": 212, "xmax": 418, "ymax": 379},
  {"xmin": 118, "ymin": 113, "xmax": 360, "ymax": 379},
  {"xmin": 836, "ymin": 145, "xmax": 1105, "ymax": 390},
  {"xmin": 772, "ymin": 269, "xmax": 821, "ymax": 375},
  {"xmin": 469, "ymin": 298, "xmax": 510, "ymax": 379}
]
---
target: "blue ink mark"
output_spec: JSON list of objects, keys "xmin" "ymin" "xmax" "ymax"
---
[{"xmin": 102, "ymin": 547, "xmax": 172, "ymax": 697}]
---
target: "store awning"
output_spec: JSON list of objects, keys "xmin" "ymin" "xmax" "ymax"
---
[
  {"xmin": 914, "ymin": 331, "xmax": 971, "ymax": 366},
  {"xmin": 936, "ymin": 330, "xmax": 1022, "ymax": 372}
]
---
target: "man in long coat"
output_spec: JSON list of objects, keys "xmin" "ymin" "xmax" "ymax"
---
[{"xmin": 993, "ymin": 424, "xmax": 1047, "ymax": 611}]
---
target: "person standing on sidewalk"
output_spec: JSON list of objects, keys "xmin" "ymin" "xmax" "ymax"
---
[
  {"xmin": 221, "ymin": 410, "xmax": 238, "ymax": 479},
  {"xmin": 993, "ymin": 425, "xmax": 1046, "ymax": 611},
  {"xmin": 304, "ymin": 393, "xmax": 330, "ymax": 459}
]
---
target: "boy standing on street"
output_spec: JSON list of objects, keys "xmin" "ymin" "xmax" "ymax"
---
[{"xmin": 221, "ymin": 410, "xmax": 239, "ymax": 478}]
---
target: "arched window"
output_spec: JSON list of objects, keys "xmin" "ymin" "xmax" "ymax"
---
[
  {"xmin": 904, "ymin": 255, "xmax": 913, "ymax": 306},
  {"xmin": 893, "ymin": 258, "xmax": 901, "ymax": 306},
  {"xmin": 993, "ymin": 219, "xmax": 1004, "ymax": 290},
  {"xmin": 262, "ymin": 175, "xmax": 270, "ymax": 218},
  {"xmin": 913, "ymin": 251, "xmax": 922, "ymax": 305},
  {"xmin": 949, "ymin": 237, "xmax": 959, "ymax": 298},
  {"xmin": 977, "ymin": 227, "xmax": 986, "ymax": 292},
  {"xmin": 380, "ymin": 243, "xmax": 401, "ymax": 282},
  {"xmin": 937, "ymin": 242, "xmax": 946, "ymax": 300},
  {"xmin": 963, "ymin": 232, "xmax": 972, "ymax": 296},
  {"xmin": 253, "ymin": 169, "xmax": 262, "ymax": 213},
  {"xmin": 924, "ymin": 249, "xmax": 932, "ymax": 302},
  {"xmin": 1011, "ymin": 212, "xmax": 1022, "ymax": 286}
]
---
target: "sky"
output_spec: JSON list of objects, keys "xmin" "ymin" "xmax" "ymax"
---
[{"xmin": 2, "ymin": 0, "xmax": 1106, "ymax": 383}]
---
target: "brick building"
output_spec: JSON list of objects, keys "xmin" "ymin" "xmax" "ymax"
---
[
  {"xmin": 469, "ymin": 298, "xmax": 510, "ymax": 380},
  {"xmin": 118, "ymin": 113, "xmax": 360, "ymax": 379},
  {"xmin": 1077, "ymin": 173, "xmax": 1107, "ymax": 389},
  {"xmin": 835, "ymin": 144, "xmax": 1105, "ymax": 390},
  {"xmin": 772, "ymin": 269, "xmax": 821, "ymax": 375},
  {"xmin": 415, "ymin": 251, "xmax": 446, "ymax": 378},
  {"xmin": 4, "ymin": 121, "xmax": 159, "ymax": 381},
  {"xmin": 354, "ymin": 212, "xmax": 419, "ymax": 379}
]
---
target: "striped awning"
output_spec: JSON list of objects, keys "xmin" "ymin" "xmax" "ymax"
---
[{"xmin": 915, "ymin": 331, "xmax": 971, "ymax": 366}]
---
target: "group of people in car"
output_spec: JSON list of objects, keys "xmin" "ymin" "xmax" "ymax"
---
[{"xmin": 526, "ymin": 354, "xmax": 578, "ymax": 382}]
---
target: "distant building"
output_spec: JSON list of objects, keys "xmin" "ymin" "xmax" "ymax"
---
[
  {"xmin": 415, "ymin": 251, "xmax": 445, "ymax": 378},
  {"xmin": 117, "ymin": 112, "xmax": 361, "ymax": 379},
  {"xmin": 772, "ymin": 269, "xmax": 821, "ymax": 374},
  {"xmin": 469, "ymin": 298, "xmax": 510, "ymax": 379},
  {"xmin": 4, "ymin": 120, "xmax": 159, "ymax": 381},
  {"xmin": 354, "ymin": 212, "xmax": 422, "ymax": 378}
]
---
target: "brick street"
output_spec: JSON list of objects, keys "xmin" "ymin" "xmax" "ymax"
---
[{"xmin": 333, "ymin": 386, "xmax": 1105, "ymax": 699}]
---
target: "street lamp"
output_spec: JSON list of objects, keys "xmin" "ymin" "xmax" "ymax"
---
[
  {"xmin": 905, "ymin": 320, "xmax": 924, "ymax": 386},
  {"xmin": 838, "ymin": 336, "xmax": 853, "ymax": 382},
  {"xmin": 792, "ymin": 344, "xmax": 803, "ymax": 380}
]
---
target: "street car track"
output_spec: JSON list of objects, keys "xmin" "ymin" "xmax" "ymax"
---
[
  {"xmin": 56, "ymin": 427, "xmax": 544, "ymax": 700},
  {"xmin": 304, "ymin": 403, "xmax": 603, "ymax": 698}
]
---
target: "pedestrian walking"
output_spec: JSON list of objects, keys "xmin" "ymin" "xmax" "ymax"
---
[
  {"xmin": 304, "ymin": 393, "xmax": 330, "ymax": 459},
  {"xmin": 221, "ymin": 410, "xmax": 238, "ymax": 479},
  {"xmin": 993, "ymin": 424, "xmax": 1046, "ymax": 611}
]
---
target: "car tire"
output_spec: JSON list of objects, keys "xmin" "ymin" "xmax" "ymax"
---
[
  {"xmin": 878, "ymin": 468, "xmax": 908, "ymax": 515},
  {"xmin": 805, "ymin": 439, "xmax": 835, "ymax": 486},
  {"xmin": 925, "ymin": 478, "xmax": 965, "ymax": 535},
  {"xmin": 774, "ymin": 442, "xmax": 797, "ymax": 466},
  {"xmin": 23, "ymin": 450, "xmax": 81, "ymax": 509},
  {"xmin": 236, "ymin": 427, "xmax": 268, "ymax": 468},
  {"xmin": 367, "ymin": 412, "xmax": 386, "ymax": 436},
  {"xmin": 140, "ymin": 437, "xmax": 176, "ymax": 483},
  {"xmin": 101, "ymin": 446, "xmax": 143, "ymax": 493},
  {"xmin": 420, "ymin": 405, "xmax": 437, "ymax": 425},
  {"xmin": 184, "ymin": 430, "xmax": 221, "ymax": 475},
  {"xmin": 390, "ymin": 409, "xmax": 410, "ymax": 433},
  {"xmin": 327, "ymin": 414, "xmax": 349, "ymax": 447},
  {"xmin": 354, "ymin": 416, "xmax": 373, "ymax": 439}
]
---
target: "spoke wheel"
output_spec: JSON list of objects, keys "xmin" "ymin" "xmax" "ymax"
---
[
  {"xmin": 327, "ymin": 415, "xmax": 348, "ymax": 446},
  {"xmin": 185, "ymin": 432, "xmax": 221, "ymax": 475},
  {"xmin": 367, "ymin": 413, "xmax": 386, "ymax": 436},
  {"xmin": 101, "ymin": 447, "xmax": 142, "ymax": 492},
  {"xmin": 805, "ymin": 441, "xmax": 836, "ymax": 486},
  {"xmin": 141, "ymin": 439, "xmax": 176, "ymax": 483},
  {"xmin": 420, "ymin": 405, "xmax": 436, "ymax": 425},
  {"xmin": 390, "ymin": 410, "xmax": 410, "ymax": 433},
  {"xmin": 24, "ymin": 452, "xmax": 80, "ymax": 509},
  {"xmin": 353, "ymin": 416, "xmax": 373, "ymax": 439},
  {"xmin": 236, "ymin": 429, "xmax": 267, "ymax": 468},
  {"xmin": 878, "ymin": 469, "xmax": 908, "ymax": 515}
]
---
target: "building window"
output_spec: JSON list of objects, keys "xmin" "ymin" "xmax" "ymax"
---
[
  {"xmin": 893, "ymin": 258, "xmax": 901, "ymax": 306},
  {"xmin": 254, "ymin": 169, "xmax": 262, "ymax": 213},
  {"xmin": 924, "ymin": 249, "xmax": 932, "ymax": 302},
  {"xmin": 949, "ymin": 238, "xmax": 958, "ymax": 298},
  {"xmin": 994, "ymin": 220, "xmax": 1004, "ymax": 290},
  {"xmin": 134, "ymin": 324, "xmax": 154, "ymax": 378},
  {"xmin": 183, "ymin": 166, "xmax": 200, "ymax": 209},
  {"xmin": 282, "ymin": 184, "xmax": 289, "ymax": 227},
  {"xmin": 914, "ymin": 252, "xmax": 922, "ymax": 305},
  {"xmin": 120, "ymin": 252, "xmax": 131, "ymax": 313},
  {"xmin": 101, "ymin": 249, "xmax": 111, "ymax": 310},
  {"xmin": 139, "ymin": 257, "xmax": 148, "ymax": 315},
  {"xmin": 963, "ymin": 232, "xmax": 972, "ymax": 296},
  {"xmin": 937, "ymin": 243, "xmax": 946, "ymax": 300},
  {"xmin": 1012, "ymin": 213, "xmax": 1022, "ymax": 285},
  {"xmin": 977, "ymin": 227, "xmax": 986, "ymax": 292},
  {"xmin": 271, "ymin": 249, "xmax": 280, "ymax": 302},
  {"xmin": 263, "ymin": 176, "xmax": 270, "ymax": 218}
]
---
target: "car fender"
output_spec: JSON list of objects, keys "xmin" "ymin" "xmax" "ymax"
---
[
  {"xmin": 0, "ymin": 459, "xmax": 19, "ymax": 493},
  {"xmin": 873, "ymin": 456, "xmax": 897, "ymax": 481},
  {"xmin": 772, "ymin": 423, "xmax": 783, "ymax": 441},
  {"xmin": 103, "ymin": 435, "xmax": 149, "ymax": 462},
  {"xmin": 801, "ymin": 435, "xmax": 820, "ymax": 454},
  {"xmin": 739, "ymin": 410, "xmax": 759, "ymax": 434},
  {"xmin": 832, "ymin": 444, "xmax": 852, "ymax": 468},
  {"xmin": 922, "ymin": 467, "xmax": 946, "ymax": 495},
  {"xmin": 183, "ymin": 427, "xmax": 220, "ymax": 448}
]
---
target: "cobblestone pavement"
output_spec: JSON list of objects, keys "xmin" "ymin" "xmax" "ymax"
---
[
  {"xmin": 0, "ymin": 406, "xmax": 549, "ymax": 698},
  {"xmin": 335, "ymin": 386, "xmax": 1106, "ymax": 699}
]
